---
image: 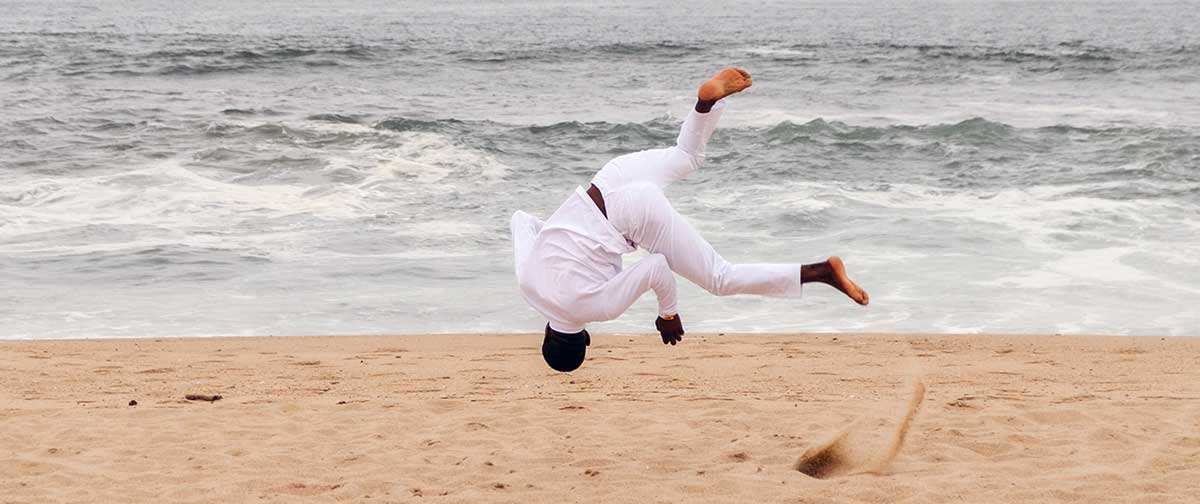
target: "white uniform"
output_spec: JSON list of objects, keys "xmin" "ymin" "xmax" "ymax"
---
[{"xmin": 512, "ymin": 101, "xmax": 803, "ymax": 333}]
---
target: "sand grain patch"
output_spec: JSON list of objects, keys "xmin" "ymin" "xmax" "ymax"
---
[{"xmin": 795, "ymin": 380, "xmax": 926, "ymax": 478}]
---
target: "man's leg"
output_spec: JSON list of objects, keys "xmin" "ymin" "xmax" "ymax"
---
[
  {"xmin": 590, "ymin": 68, "xmax": 753, "ymax": 193},
  {"xmin": 589, "ymin": 108, "xmax": 721, "ymax": 192},
  {"xmin": 605, "ymin": 182, "xmax": 869, "ymax": 304},
  {"xmin": 801, "ymin": 256, "xmax": 870, "ymax": 305}
]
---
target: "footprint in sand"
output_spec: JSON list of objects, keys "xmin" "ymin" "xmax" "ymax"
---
[{"xmin": 794, "ymin": 380, "xmax": 926, "ymax": 478}]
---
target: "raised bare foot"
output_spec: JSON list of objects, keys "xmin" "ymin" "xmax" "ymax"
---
[
  {"xmin": 826, "ymin": 256, "xmax": 869, "ymax": 306},
  {"xmin": 698, "ymin": 67, "xmax": 752, "ymax": 101}
]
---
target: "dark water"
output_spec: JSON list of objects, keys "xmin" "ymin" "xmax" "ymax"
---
[{"xmin": 1, "ymin": 1, "xmax": 1198, "ymax": 338}]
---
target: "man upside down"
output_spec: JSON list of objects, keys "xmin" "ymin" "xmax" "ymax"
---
[{"xmin": 511, "ymin": 68, "xmax": 869, "ymax": 372}]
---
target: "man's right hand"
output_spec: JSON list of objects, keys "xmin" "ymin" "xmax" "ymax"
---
[{"xmin": 655, "ymin": 314, "xmax": 684, "ymax": 345}]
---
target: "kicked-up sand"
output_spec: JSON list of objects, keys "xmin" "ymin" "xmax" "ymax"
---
[{"xmin": 2, "ymin": 333, "xmax": 1198, "ymax": 503}]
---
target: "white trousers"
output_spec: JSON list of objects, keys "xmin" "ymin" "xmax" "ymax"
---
[{"xmin": 591, "ymin": 103, "xmax": 803, "ymax": 308}]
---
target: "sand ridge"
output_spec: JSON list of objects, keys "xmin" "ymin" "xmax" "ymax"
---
[{"xmin": 1, "ymin": 333, "xmax": 1199, "ymax": 503}]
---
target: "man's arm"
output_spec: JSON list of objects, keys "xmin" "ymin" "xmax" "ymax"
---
[
  {"xmin": 576, "ymin": 254, "xmax": 682, "ymax": 344},
  {"xmin": 510, "ymin": 211, "xmax": 544, "ymax": 279},
  {"xmin": 594, "ymin": 253, "xmax": 677, "ymax": 319}
]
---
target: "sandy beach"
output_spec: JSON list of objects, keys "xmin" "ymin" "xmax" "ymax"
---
[{"xmin": 2, "ymin": 333, "xmax": 1198, "ymax": 503}]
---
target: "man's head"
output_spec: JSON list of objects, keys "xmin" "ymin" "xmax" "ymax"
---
[{"xmin": 541, "ymin": 324, "xmax": 590, "ymax": 372}]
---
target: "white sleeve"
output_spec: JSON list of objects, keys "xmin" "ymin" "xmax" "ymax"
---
[
  {"xmin": 510, "ymin": 211, "xmax": 544, "ymax": 279},
  {"xmin": 584, "ymin": 253, "xmax": 678, "ymax": 321}
]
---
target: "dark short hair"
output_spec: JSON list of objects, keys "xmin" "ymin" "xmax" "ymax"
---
[{"xmin": 542, "ymin": 324, "xmax": 590, "ymax": 372}]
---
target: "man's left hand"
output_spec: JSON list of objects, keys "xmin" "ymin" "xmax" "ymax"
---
[{"xmin": 655, "ymin": 314, "xmax": 684, "ymax": 345}]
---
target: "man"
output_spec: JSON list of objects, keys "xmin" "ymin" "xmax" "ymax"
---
[{"xmin": 511, "ymin": 68, "xmax": 869, "ymax": 373}]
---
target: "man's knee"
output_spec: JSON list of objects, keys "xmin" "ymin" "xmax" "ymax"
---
[
  {"xmin": 667, "ymin": 145, "xmax": 703, "ymax": 172},
  {"xmin": 703, "ymin": 262, "xmax": 737, "ymax": 296}
]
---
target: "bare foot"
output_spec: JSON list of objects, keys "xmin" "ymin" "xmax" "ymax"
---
[
  {"xmin": 825, "ymin": 256, "xmax": 869, "ymax": 305},
  {"xmin": 698, "ymin": 67, "xmax": 752, "ymax": 101}
]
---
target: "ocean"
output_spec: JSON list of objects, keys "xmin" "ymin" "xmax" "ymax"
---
[{"xmin": 1, "ymin": 0, "xmax": 1198, "ymax": 338}]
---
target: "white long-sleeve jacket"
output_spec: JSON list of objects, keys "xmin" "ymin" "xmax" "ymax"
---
[{"xmin": 511, "ymin": 188, "xmax": 677, "ymax": 334}]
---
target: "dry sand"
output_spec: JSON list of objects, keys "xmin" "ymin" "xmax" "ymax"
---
[{"xmin": 2, "ymin": 333, "xmax": 1198, "ymax": 503}]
